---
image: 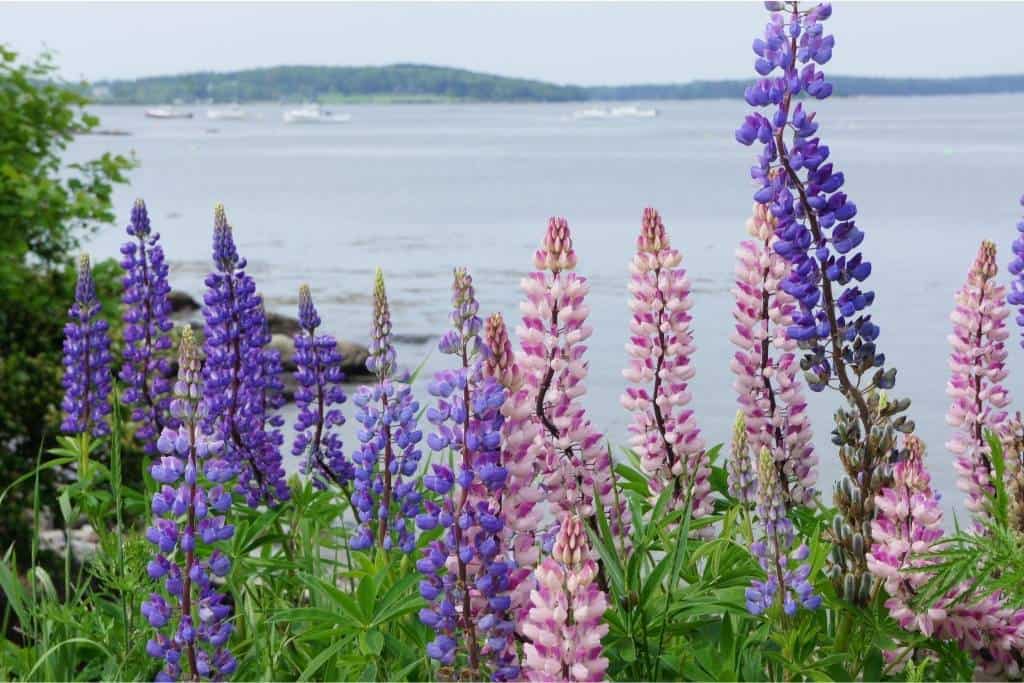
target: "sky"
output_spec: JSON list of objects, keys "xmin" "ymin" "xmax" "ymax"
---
[{"xmin": 4, "ymin": 2, "xmax": 1024, "ymax": 86}]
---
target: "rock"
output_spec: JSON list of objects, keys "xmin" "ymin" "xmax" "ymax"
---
[
  {"xmin": 338, "ymin": 340, "xmax": 372, "ymax": 378},
  {"xmin": 265, "ymin": 311, "xmax": 301, "ymax": 337},
  {"xmin": 168, "ymin": 290, "xmax": 201, "ymax": 314},
  {"xmin": 39, "ymin": 525, "xmax": 100, "ymax": 562},
  {"xmin": 268, "ymin": 334, "xmax": 372, "ymax": 381}
]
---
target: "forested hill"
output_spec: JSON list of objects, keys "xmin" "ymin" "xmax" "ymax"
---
[{"xmin": 89, "ymin": 64, "xmax": 1024, "ymax": 104}]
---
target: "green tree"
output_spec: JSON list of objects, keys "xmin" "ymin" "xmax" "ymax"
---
[{"xmin": 0, "ymin": 45, "xmax": 132, "ymax": 563}]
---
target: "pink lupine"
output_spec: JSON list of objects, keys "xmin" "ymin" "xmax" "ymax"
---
[
  {"xmin": 730, "ymin": 203, "xmax": 817, "ymax": 507},
  {"xmin": 482, "ymin": 313, "xmax": 542, "ymax": 621},
  {"xmin": 866, "ymin": 435, "xmax": 946, "ymax": 637},
  {"xmin": 621, "ymin": 207, "xmax": 713, "ymax": 532},
  {"xmin": 521, "ymin": 515, "xmax": 609, "ymax": 682},
  {"xmin": 517, "ymin": 218, "xmax": 626, "ymax": 541},
  {"xmin": 946, "ymin": 240, "xmax": 1012, "ymax": 518},
  {"xmin": 867, "ymin": 435, "xmax": 1024, "ymax": 677}
]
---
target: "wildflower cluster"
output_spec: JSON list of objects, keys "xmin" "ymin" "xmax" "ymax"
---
[{"xmin": 61, "ymin": 254, "xmax": 113, "ymax": 438}]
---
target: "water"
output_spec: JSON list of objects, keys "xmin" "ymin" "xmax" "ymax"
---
[{"xmin": 70, "ymin": 96, "xmax": 1024, "ymax": 520}]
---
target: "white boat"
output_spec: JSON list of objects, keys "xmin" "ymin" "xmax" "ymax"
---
[
  {"xmin": 572, "ymin": 107, "xmax": 611, "ymax": 120},
  {"xmin": 610, "ymin": 105, "xmax": 658, "ymax": 118},
  {"xmin": 283, "ymin": 104, "xmax": 351, "ymax": 124},
  {"xmin": 573, "ymin": 105, "xmax": 658, "ymax": 120},
  {"xmin": 145, "ymin": 107, "xmax": 194, "ymax": 120},
  {"xmin": 207, "ymin": 105, "xmax": 247, "ymax": 121}
]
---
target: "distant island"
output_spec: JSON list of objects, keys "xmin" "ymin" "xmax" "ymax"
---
[{"xmin": 86, "ymin": 63, "xmax": 1024, "ymax": 104}]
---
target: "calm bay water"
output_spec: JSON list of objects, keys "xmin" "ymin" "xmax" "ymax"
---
[{"xmin": 71, "ymin": 96, "xmax": 1024, "ymax": 518}]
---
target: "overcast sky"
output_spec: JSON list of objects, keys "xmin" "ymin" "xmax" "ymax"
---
[{"xmin": 5, "ymin": 2, "xmax": 1023, "ymax": 85}]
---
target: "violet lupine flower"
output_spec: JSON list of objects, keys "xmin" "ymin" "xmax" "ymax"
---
[
  {"xmin": 521, "ymin": 515, "xmax": 609, "ymax": 682},
  {"xmin": 866, "ymin": 435, "xmax": 1024, "ymax": 678},
  {"xmin": 142, "ymin": 326, "xmax": 236, "ymax": 682},
  {"xmin": 417, "ymin": 268, "xmax": 519, "ymax": 681},
  {"xmin": 292, "ymin": 285, "xmax": 351, "ymax": 488},
  {"xmin": 728, "ymin": 411, "xmax": 757, "ymax": 505},
  {"xmin": 61, "ymin": 254, "xmax": 113, "ymax": 437},
  {"xmin": 745, "ymin": 448, "xmax": 820, "ymax": 617},
  {"xmin": 736, "ymin": 2, "xmax": 888, "ymax": 396},
  {"xmin": 480, "ymin": 313, "xmax": 542, "ymax": 624},
  {"xmin": 201, "ymin": 205, "xmax": 288, "ymax": 507},
  {"xmin": 621, "ymin": 208, "xmax": 713, "ymax": 534},
  {"xmin": 350, "ymin": 269, "xmax": 423, "ymax": 551},
  {"xmin": 518, "ymin": 218, "xmax": 627, "ymax": 541},
  {"xmin": 119, "ymin": 199, "xmax": 177, "ymax": 453},
  {"xmin": 731, "ymin": 202, "xmax": 817, "ymax": 506},
  {"xmin": 946, "ymin": 241, "xmax": 1012, "ymax": 519},
  {"xmin": 1008, "ymin": 196, "xmax": 1024, "ymax": 348}
]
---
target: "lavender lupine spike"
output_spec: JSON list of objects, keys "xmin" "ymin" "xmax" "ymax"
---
[
  {"xmin": 201, "ymin": 205, "xmax": 288, "ymax": 507},
  {"xmin": 521, "ymin": 515, "xmax": 609, "ymax": 682},
  {"xmin": 142, "ymin": 326, "xmax": 237, "ymax": 681},
  {"xmin": 119, "ymin": 199, "xmax": 178, "ymax": 452},
  {"xmin": 481, "ymin": 313, "xmax": 541, "ymax": 624},
  {"xmin": 946, "ymin": 241, "xmax": 1012, "ymax": 519},
  {"xmin": 738, "ymin": 0, "xmax": 914, "ymax": 608},
  {"xmin": 621, "ymin": 208, "xmax": 712, "ymax": 534},
  {"xmin": 292, "ymin": 285, "xmax": 351, "ymax": 488},
  {"xmin": 518, "ymin": 218, "xmax": 627, "ymax": 543},
  {"xmin": 728, "ymin": 412, "xmax": 756, "ymax": 505},
  {"xmin": 351, "ymin": 269, "xmax": 423, "ymax": 551},
  {"xmin": 745, "ymin": 448, "xmax": 820, "ymax": 617},
  {"xmin": 867, "ymin": 435, "xmax": 1024, "ymax": 678},
  {"xmin": 417, "ymin": 269, "xmax": 519, "ymax": 681},
  {"xmin": 61, "ymin": 254, "xmax": 113, "ymax": 438},
  {"xmin": 1008, "ymin": 196, "xmax": 1024, "ymax": 348},
  {"xmin": 731, "ymin": 202, "xmax": 817, "ymax": 506}
]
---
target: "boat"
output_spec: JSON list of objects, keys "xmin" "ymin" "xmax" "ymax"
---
[
  {"xmin": 207, "ymin": 105, "xmax": 247, "ymax": 121},
  {"xmin": 283, "ymin": 104, "xmax": 351, "ymax": 124},
  {"xmin": 572, "ymin": 105, "xmax": 658, "ymax": 120},
  {"xmin": 610, "ymin": 105, "xmax": 658, "ymax": 118},
  {"xmin": 572, "ymin": 107, "xmax": 612, "ymax": 120},
  {"xmin": 144, "ymin": 107, "xmax": 194, "ymax": 120}
]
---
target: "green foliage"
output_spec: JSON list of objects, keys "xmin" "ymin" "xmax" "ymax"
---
[{"xmin": 0, "ymin": 44, "xmax": 133, "ymax": 567}]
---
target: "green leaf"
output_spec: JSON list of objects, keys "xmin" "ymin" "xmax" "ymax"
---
[{"xmin": 360, "ymin": 629, "xmax": 385, "ymax": 656}]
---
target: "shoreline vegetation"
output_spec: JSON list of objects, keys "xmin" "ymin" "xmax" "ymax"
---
[{"xmin": 83, "ymin": 63, "xmax": 1024, "ymax": 105}]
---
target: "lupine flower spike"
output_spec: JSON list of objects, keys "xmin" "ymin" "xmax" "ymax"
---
[
  {"xmin": 737, "ymin": 1, "xmax": 913, "ymax": 606},
  {"xmin": 731, "ymin": 203, "xmax": 817, "ymax": 506},
  {"xmin": 867, "ymin": 435, "xmax": 1024, "ymax": 678},
  {"xmin": 201, "ymin": 204, "xmax": 288, "ymax": 507},
  {"xmin": 521, "ymin": 515, "xmax": 609, "ymax": 682},
  {"xmin": 119, "ymin": 199, "xmax": 177, "ymax": 453},
  {"xmin": 1007, "ymin": 195, "xmax": 1024, "ymax": 349},
  {"xmin": 946, "ymin": 241, "xmax": 1011, "ymax": 520},
  {"xmin": 61, "ymin": 254, "xmax": 113, "ymax": 438},
  {"xmin": 728, "ymin": 411, "xmax": 756, "ymax": 506},
  {"xmin": 143, "ymin": 326, "xmax": 236, "ymax": 681},
  {"xmin": 622, "ymin": 208, "xmax": 713, "ymax": 534},
  {"xmin": 292, "ymin": 284, "xmax": 351, "ymax": 488},
  {"xmin": 518, "ymin": 218, "xmax": 627, "ymax": 541},
  {"xmin": 350, "ymin": 269, "xmax": 423, "ymax": 551},
  {"xmin": 417, "ymin": 268, "xmax": 519, "ymax": 681},
  {"xmin": 481, "ymin": 313, "xmax": 542, "ymax": 623},
  {"xmin": 746, "ymin": 448, "xmax": 820, "ymax": 617}
]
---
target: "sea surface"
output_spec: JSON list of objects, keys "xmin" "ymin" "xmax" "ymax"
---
[{"xmin": 70, "ymin": 96, "xmax": 1024, "ymax": 520}]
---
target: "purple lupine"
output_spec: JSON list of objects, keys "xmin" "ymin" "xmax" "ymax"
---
[
  {"xmin": 1008, "ymin": 195, "xmax": 1024, "ymax": 348},
  {"xmin": 142, "ymin": 326, "xmax": 236, "ymax": 681},
  {"xmin": 200, "ymin": 205, "xmax": 288, "ymax": 507},
  {"xmin": 736, "ymin": 2, "xmax": 886, "ymax": 397},
  {"xmin": 119, "ymin": 199, "xmax": 178, "ymax": 453},
  {"xmin": 61, "ymin": 254, "xmax": 113, "ymax": 437},
  {"xmin": 417, "ymin": 268, "xmax": 519, "ymax": 681},
  {"xmin": 292, "ymin": 284, "xmax": 351, "ymax": 488},
  {"xmin": 350, "ymin": 269, "xmax": 422, "ymax": 551},
  {"xmin": 745, "ymin": 448, "xmax": 820, "ymax": 617},
  {"xmin": 728, "ymin": 412, "xmax": 757, "ymax": 506}
]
